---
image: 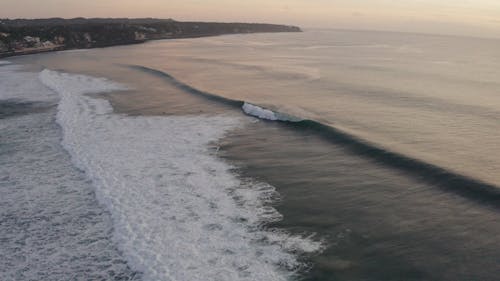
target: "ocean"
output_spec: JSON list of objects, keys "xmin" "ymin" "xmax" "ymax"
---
[{"xmin": 1, "ymin": 29, "xmax": 499, "ymax": 280}]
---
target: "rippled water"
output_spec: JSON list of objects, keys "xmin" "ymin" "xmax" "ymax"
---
[{"xmin": 3, "ymin": 29, "xmax": 500, "ymax": 280}]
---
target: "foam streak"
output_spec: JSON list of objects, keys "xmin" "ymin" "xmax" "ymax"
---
[{"xmin": 39, "ymin": 69, "xmax": 322, "ymax": 281}]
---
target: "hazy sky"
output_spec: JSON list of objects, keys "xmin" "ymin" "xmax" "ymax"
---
[{"xmin": 2, "ymin": 0, "xmax": 500, "ymax": 38}]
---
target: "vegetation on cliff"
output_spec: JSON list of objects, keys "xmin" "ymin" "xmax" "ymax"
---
[{"xmin": 0, "ymin": 18, "xmax": 301, "ymax": 56}]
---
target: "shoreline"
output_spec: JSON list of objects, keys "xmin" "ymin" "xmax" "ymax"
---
[
  {"xmin": 0, "ymin": 42, "xmax": 137, "ymax": 59},
  {"xmin": 0, "ymin": 45, "xmax": 66, "ymax": 58},
  {"xmin": 0, "ymin": 19, "xmax": 302, "ymax": 59},
  {"xmin": 0, "ymin": 31, "xmax": 296, "ymax": 59}
]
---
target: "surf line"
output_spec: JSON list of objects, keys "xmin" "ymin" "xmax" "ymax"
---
[{"xmin": 127, "ymin": 64, "xmax": 500, "ymax": 209}]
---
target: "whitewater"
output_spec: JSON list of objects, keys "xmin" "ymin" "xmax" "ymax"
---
[
  {"xmin": 0, "ymin": 62, "xmax": 322, "ymax": 280},
  {"xmin": 0, "ymin": 64, "xmax": 139, "ymax": 280}
]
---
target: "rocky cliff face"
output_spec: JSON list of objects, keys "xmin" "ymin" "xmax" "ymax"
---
[{"xmin": 0, "ymin": 18, "xmax": 301, "ymax": 56}]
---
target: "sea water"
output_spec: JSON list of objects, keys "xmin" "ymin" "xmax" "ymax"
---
[
  {"xmin": 0, "ymin": 64, "xmax": 139, "ymax": 280},
  {"xmin": 1, "ymin": 63, "xmax": 321, "ymax": 280},
  {"xmin": 3, "ymin": 29, "xmax": 500, "ymax": 280}
]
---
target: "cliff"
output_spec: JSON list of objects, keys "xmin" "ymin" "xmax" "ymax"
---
[{"xmin": 0, "ymin": 18, "xmax": 301, "ymax": 57}]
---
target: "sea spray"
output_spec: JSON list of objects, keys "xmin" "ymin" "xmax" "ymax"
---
[{"xmin": 39, "ymin": 69, "xmax": 323, "ymax": 281}]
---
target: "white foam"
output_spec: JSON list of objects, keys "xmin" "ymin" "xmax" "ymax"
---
[
  {"xmin": 242, "ymin": 102, "xmax": 279, "ymax": 121},
  {"xmin": 242, "ymin": 102, "xmax": 302, "ymax": 122},
  {"xmin": 40, "ymin": 69, "xmax": 322, "ymax": 281},
  {"xmin": 0, "ymin": 65, "xmax": 57, "ymax": 102},
  {"xmin": 0, "ymin": 66, "xmax": 138, "ymax": 280}
]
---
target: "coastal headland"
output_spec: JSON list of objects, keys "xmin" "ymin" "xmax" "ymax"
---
[{"xmin": 0, "ymin": 18, "xmax": 301, "ymax": 58}]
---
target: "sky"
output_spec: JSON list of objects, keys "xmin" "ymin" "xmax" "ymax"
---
[{"xmin": 2, "ymin": 0, "xmax": 500, "ymax": 38}]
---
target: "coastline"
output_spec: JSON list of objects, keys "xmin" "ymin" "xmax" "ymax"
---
[
  {"xmin": 0, "ymin": 42, "xmax": 137, "ymax": 59},
  {"xmin": 0, "ymin": 45, "xmax": 65, "ymax": 58},
  {"xmin": 0, "ymin": 19, "xmax": 302, "ymax": 59},
  {"xmin": 0, "ymin": 31, "xmax": 299, "ymax": 59}
]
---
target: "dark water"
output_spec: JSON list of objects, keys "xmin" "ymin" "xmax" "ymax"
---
[
  {"xmin": 7, "ymin": 29, "xmax": 500, "ymax": 280},
  {"xmin": 220, "ymin": 121, "xmax": 500, "ymax": 281}
]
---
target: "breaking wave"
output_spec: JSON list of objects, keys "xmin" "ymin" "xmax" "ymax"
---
[
  {"xmin": 39, "ymin": 69, "xmax": 323, "ymax": 281},
  {"xmin": 129, "ymin": 65, "xmax": 500, "ymax": 208},
  {"xmin": 242, "ymin": 102, "xmax": 301, "ymax": 122}
]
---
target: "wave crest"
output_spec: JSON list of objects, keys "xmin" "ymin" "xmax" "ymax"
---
[{"xmin": 39, "ymin": 69, "xmax": 323, "ymax": 281}]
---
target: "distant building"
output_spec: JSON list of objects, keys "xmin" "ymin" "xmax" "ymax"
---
[
  {"xmin": 23, "ymin": 36, "xmax": 41, "ymax": 47},
  {"xmin": 134, "ymin": 32, "xmax": 146, "ymax": 41},
  {"xmin": 41, "ymin": 41, "xmax": 55, "ymax": 48},
  {"xmin": 54, "ymin": 36, "xmax": 65, "ymax": 45},
  {"xmin": 23, "ymin": 36, "xmax": 40, "ymax": 43},
  {"xmin": 83, "ymin": 33, "xmax": 92, "ymax": 43},
  {"xmin": 138, "ymin": 26, "xmax": 157, "ymax": 33}
]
